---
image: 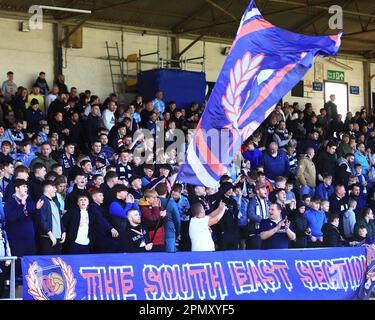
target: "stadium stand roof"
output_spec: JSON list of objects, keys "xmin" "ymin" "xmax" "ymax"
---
[{"xmin": 1, "ymin": 0, "xmax": 375, "ymax": 58}]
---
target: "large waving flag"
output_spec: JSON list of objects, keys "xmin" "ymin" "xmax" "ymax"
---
[{"xmin": 179, "ymin": 0, "xmax": 342, "ymax": 187}]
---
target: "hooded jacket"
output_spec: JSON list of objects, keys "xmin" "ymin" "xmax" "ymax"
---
[
  {"xmin": 335, "ymin": 157, "xmax": 352, "ymax": 186},
  {"xmin": 354, "ymin": 150, "xmax": 370, "ymax": 174},
  {"xmin": 315, "ymin": 150, "xmax": 337, "ymax": 177}
]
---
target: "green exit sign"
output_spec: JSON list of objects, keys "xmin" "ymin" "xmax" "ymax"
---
[{"xmin": 327, "ymin": 70, "xmax": 345, "ymax": 82}]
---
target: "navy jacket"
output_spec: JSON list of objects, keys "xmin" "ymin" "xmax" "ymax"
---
[
  {"xmin": 24, "ymin": 107, "xmax": 45, "ymax": 134},
  {"xmin": 322, "ymin": 223, "xmax": 344, "ymax": 247},
  {"xmin": 58, "ymin": 153, "xmax": 76, "ymax": 177},
  {"xmin": 4, "ymin": 196, "xmax": 38, "ymax": 257},
  {"xmin": 62, "ymin": 207, "xmax": 96, "ymax": 250},
  {"xmin": 89, "ymin": 202, "xmax": 118, "ymax": 253},
  {"xmin": 100, "ymin": 183, "xmax": 114, "ymax": 213},
  {"xmin": 38, "ymin": 194, "xmax": 65, "ymax": 237},
  {"xmin": 262, "ymin": 150, "xmax": 290, "ymax": 181},
  {"xmin": 86, "ymin": 114, "xmax": 101, "ymax": 145},
  {"xmin": 4, "ymin": 179, "xmax": 34, "ymax": 202},
  {"xmin": 65, "ymin": 186, "xmax": 90, "ymax": 210}
]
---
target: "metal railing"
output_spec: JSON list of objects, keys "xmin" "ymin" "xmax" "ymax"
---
[{"xmin": 0, "ymin": 256, "xmax": 17, "ymax": 300}]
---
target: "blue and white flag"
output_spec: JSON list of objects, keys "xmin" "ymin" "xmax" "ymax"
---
[{"xmin": 179, "ymin": 0, "xmax": 342, "ymax": 187}]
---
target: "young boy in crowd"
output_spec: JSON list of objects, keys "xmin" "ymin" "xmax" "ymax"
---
[
  {"xmin": 285, "ymin": 179, "xmax": 296, "ymax": 204},
  {"xmin": 0, "ymin": 141, "xmax": 14, "ymax": 163},
  {"xmin": 315, "ymin": 173, "xmax": 334, "ymax": 201},
  {"xmin": 354, "ymin": 226, "xmax": 373, "ymax": 244},
  {"xmin": 320, "ymin": 200, "xmax": 330, "ymax": 219},
  {"xmin": 353, "ymin": 163, "xmax": 368, "ymax": 200},
  {"xmin": 38, "ymin": 124, "xmax": 50, "ymax": 143},
  {"xmin": 292, "ymin": 202, "xmax": 310, "ymax": 248},
  {"xmin": 257, "ymin": 171, "xmax": 273, "ymax": 197},
  {"xmin": 62, "ymin": 194, "xmax": 93, "ymax": 254},
  {"xmin": 343, "ymin": 198, "xmax": 357, "ymax": 241},
  {"xmin": 87, "ymin": 174, "xmax": 104, "ymax": 193},
  {"xmin": 302, "ymin": 194, "xmax": 312, "ymax": 208},
  {"xmin": 141, "ymin": 164, "xmax": 154, "ymax": 188},
  {"xmin": 80, "ymin": 160, "xmax": 93, "ymax": 185},
  {"xmin": 269, "ymin": 176, "xmax": 287, "ymax": 203},
  {"xmin": 348, "ymin": 175, "xmax": 359, "ymax": 189},
  {"xmin": 305, "ymin": 198, "xmax": 326, "ymax": 247}
]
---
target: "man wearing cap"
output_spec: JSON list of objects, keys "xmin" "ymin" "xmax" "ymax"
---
[
  {"xmin": 92, "ymin": 156, "xmax": 107, "ymax": 176},
  {"xmin": 129, "ymin": 175, "xmax": 143, "ymax": 203},
  {"xmin": 247, "ymin": 183, "xmax": 270, "ymax": 249},
  {"xmin": 24, "ymin": 98, "xmax": 45, "ymax": 134},
  {"xmin": 26, "ymin": 84, "xmax": 45, "ymax": 113},
  {"xmin": 109, "ymin": 184, "xmax": 140, "ymax": 252}
]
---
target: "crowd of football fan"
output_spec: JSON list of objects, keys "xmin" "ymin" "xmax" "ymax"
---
[{"xmin": 0, "ymin": 70, "xmax": 374, "ymax": 294}]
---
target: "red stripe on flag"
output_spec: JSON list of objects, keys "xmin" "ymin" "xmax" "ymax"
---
[
  {"xmin": 230, "ymin": 19, "xmax": 273, "ymax": 54},
  {"xmin": 237, "ymin": 63, "xmax": 296, "ymax": 127},
  {"xmin": 194, "ymin": 121, "xmax": 225, "ymax": 177}
]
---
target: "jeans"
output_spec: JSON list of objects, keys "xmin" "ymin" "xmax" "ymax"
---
[
  {"xmin": 300, "ymin": 185, "xmax": 315, "ymax": 199},
  {"xmin": 165, "ymin": 238, "xmax": 176, "ymax": 253}
]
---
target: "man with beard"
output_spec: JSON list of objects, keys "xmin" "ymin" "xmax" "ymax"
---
[
  {"xmin": 109, "ymin": 184, "xmax": 139, "ymax": 252},
  {"xmin": 247, "ymin": 183, "xmax": 270, "ymax": 249}
]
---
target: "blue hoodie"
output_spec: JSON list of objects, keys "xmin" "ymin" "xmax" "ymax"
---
[
  {"xmin": 305, "ymin": 208, "xmax": 327, "ymax": 237},
  {"xmin": 243, "ymin": 147, "xmax": 263, "ymax": 169},
  {"xmin": 315, "ymin": 182, "xmax": 334, "ymax": 201}
]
